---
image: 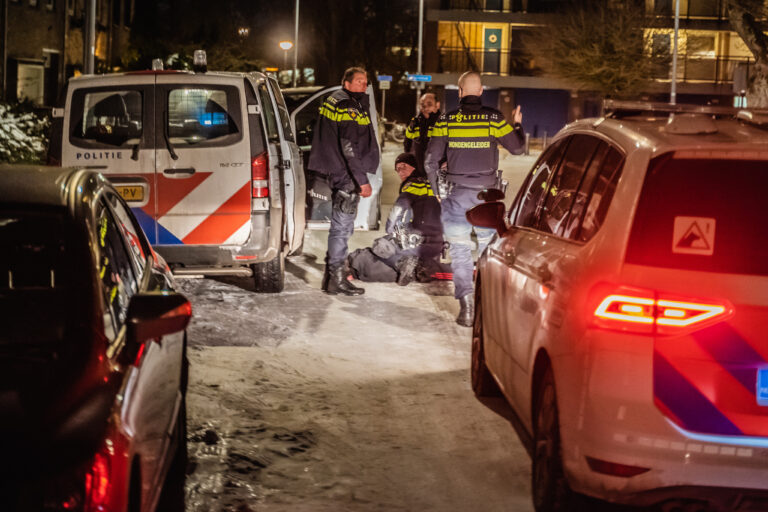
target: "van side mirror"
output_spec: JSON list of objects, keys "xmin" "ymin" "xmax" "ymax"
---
[
  {"xmin": 466, "ymin": 201, "xmax": 507, "ymax": 236},
  {"xmin": 126, "ymin": 292, "xmax": 191, "ymax": 345}
]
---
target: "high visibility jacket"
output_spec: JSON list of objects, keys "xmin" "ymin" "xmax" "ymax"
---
[
  {"xmin": 403, "ymin": 111, "xmax": 440, "ymax": 172},
  {"xmin": 386, "ymin": 177, "xmax": 442, "ymax": 242},
  {"xmin": 307, "ymin": 88, "xmax": 380, "ymax": 189},
  {"xmin": 424, "ymin": 95, "xmax": 524, "ymax": 192}
]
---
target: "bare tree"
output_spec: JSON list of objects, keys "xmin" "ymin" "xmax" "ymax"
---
[
  {"xmin": 727, "ymin": 0, "xmax": 768, "ymax": 108},
  {"xmin": 524, "ymin": 1, "xmax": 665, "ymax": 99}
]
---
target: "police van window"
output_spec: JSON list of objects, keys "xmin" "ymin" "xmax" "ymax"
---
[
  {"xmin": 563, "ymin": 143, "xmax": 624, "ymax": 242},
  {"xmin": 167, "ymin": 87, "xmax": 240, "ymax": 146},
  {"xmin": 96, "ymin": 199, "xmax": 138, "ymax": 341},
  {"xmin": 537, "ymin": 134, "xmax": 601, "ymax": 235},
  {"xmin": 515, "ymin": 138, "xmax": 568, "ymax": 228},
  {"xmin": 258, "ymin": 83, "xmax": 280, "ymax": 142},
  {"xmin": 108, "ymin": 192, "xmax": 148, "ymax": 280},
  {"xmin": 294, "ymin": 93, "xmax": 327, "ymax": 147},
  {"xmin": 267, "ymin": 78, "xmax": 295, "ymax": 142},
  {"xmin": 71, "ymin": 90, "xmax": 142, "ymax": 147}
]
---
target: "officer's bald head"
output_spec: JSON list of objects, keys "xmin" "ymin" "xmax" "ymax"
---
[{"xmin": 458, "ymin": 71, "xmax": 483, "ymax": 98}]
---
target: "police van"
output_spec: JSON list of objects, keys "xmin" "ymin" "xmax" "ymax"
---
[{"xmin": 49, "ymin": 52, "xmax": 304, "ymax": 292}]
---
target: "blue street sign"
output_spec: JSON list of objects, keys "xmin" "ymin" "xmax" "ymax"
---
[
  {"xmin": 407, "ymin": 74, "xmax": 432, "ymax": 82},
  {"xmin": 377, "ymin": 75, "xmax": 393, "ymax": 82}
]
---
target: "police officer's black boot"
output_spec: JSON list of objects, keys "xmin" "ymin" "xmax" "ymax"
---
[
  {"xmin": 457, "ymin": 293, "xmax": 474, "ymax": 327},
  {"xmin": 325, "ymin": 264, "xmax": 365, "ymax": 296}
]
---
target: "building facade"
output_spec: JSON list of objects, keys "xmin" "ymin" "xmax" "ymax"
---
[
  {"xmin": 1, "ymin": 0, "xmax": 134, "ymax": 107},
  {"xmin": 423, "ymin": 0, "xmax": 755, "ymax": 137}
]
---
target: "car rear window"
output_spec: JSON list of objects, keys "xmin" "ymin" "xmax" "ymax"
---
[
  {"xmin": 0, "ymin": 211, "xmax": 85, "ymax": 345},
  {"xmin": 70, "ymin": 89, "xmax": 143, "ymax": 148},
  {"xmin": 626, "ymin": 154, "xmax": 768, "ymax": 275},
  {"xmin": 167, "ymin": 87, "xmax": 241, "ymax": 145}
]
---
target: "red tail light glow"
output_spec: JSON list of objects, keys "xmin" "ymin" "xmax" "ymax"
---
[
  {"xmin": 85, "ymin": 451, "xmax": 111, "ymax": 510},
  {"xmin": 592, "ymin": 285, "xmax": 732, "ymax": 335},
  {"xmin": 251, "ymin": 152, "xmax": 269, "ymax": 198}
]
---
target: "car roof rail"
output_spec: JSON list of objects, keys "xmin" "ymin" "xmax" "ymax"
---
[{"xmin": 603, "ymin": 99, "xmax": 739, "ymax": 119}]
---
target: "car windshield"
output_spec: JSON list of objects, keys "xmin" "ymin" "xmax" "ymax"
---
[
  {"xmin": 0, "ymin": 210, "xmax": 84, "ymax": 346},
  {"xmin": 626, "ymin": 155, "xmax": 768, "ymax": 275},
  {"xmin": 282, "ymin": 91, "xmax": 320, "ymax": 113}
]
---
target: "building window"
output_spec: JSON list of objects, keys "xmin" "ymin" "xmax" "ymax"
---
[
  {"xmin": 67, "ymin": 0, "xmax": 74, "ymax": 14},
  {"xmin": 124, "ymin": 0, "xmax": 132, "ymax": 26},
  {"xmin": 29, "ymin": 0, "xmax": 38, "ymax": 6},
  {"xmin": 113, "ymin": 0, "xmax": 121, "ymax": 24},
  {"xmin": 45, "ymin": 0, "xmax": 54, "ymax": 10}
]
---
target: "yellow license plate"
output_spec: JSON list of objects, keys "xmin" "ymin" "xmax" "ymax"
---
[{"xmin": 115, "ymin": 185, "xmax": 144, "ymax": 202}]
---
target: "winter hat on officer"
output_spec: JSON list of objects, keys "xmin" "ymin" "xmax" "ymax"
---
[{"xmin": 394, "ymin": 152, "xmax": 418, "ymax": 169}]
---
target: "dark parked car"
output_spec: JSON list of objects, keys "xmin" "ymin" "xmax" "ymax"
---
[{"xmin": 0, "ymin": 166, "xmax": 191, "ymax": 511}]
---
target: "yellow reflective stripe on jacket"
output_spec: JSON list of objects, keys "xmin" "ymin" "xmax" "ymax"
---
[
  {"xmin": 319, "ymin": 102, "xmax": 371, "ymax": 125},
  {"xmin": 490, "ymin": 122, "xmax": 514, "ymax": 138},
  {"xmin": 402, "ymin": 182, "xmax": 435, "ymax": 196},
  {"xmin": 405, "ymin": 126, "xmax": 420, "ymax": 139},
  {"xmin": 448, "ymin": 127, "xmax": 490, "ymax": 138},
  {"xmin": 430, "ymin": 121, "xmax": 448, "ymax": 137},
  {"xmin": 447, "ymin": 121, "xmax": 489, "ymax": 128}
]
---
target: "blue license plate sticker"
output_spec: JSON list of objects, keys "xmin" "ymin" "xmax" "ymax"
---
[{"xmin": 757, "ymin": 369, "xmax": 768, "ymax": 406}]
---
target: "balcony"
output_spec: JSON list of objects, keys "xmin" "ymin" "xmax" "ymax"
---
[
  {"xmin": 436, "ymin": 46, "xmax": 753, "ymax": 86},
  {"xmin": 437, "ymin": 0, "xmax": 730, "ymax": 20}
]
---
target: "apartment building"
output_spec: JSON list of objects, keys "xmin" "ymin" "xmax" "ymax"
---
[
  {"xmin": 1, "ymin": 0, "xmax": 134, "ymax": 107},
  {"xmin": 423, "ymin": 0, "xmax": 754, "ymax": 137}
]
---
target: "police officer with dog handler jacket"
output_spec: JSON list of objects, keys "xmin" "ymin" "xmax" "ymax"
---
[
  {"xmin": 424, "ymin": 71, "xmax": 524, "ymax": 326},
  {"xmin": 308, "ymin": 67, "xmax": 380, "ymax": 296}
]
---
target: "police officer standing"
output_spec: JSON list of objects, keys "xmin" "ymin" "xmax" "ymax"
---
[
  {"xmin": 404, "ymin": 92, "xmax": 441, "ymax": 174},
  {"xmin": 424, "ymin": 71, "xmax": 524, "ymax": 326},
  {"xmin": 308, "ymin": 67, "xmax": 380, "ymax": 296}
]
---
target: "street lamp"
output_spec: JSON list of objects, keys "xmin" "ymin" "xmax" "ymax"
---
[
  {"xmin": 279, "ymin": 40, "xmax": 294, "ymax": 84},
  {"xmin": 237, "ymin": 27, "xmax": 250, "ymax": 41}
]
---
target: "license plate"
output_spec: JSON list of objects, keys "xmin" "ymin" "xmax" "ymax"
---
[
  {"xmin": 115, "ymin": 185, "xmax": 144, "ymax": 203},
  {"xmin": 757, "ymin": 369, "xmax": 768, "ymax": 406}
]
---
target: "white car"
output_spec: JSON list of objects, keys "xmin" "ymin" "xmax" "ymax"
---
[{"xmin": 468, "ymin": 101, "xmax": 768, "ymax": 511}]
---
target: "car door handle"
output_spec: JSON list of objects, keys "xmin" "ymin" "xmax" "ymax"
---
[{"xmin": 163, "ymin": 168, "xmax": 196, "ymax": 176}]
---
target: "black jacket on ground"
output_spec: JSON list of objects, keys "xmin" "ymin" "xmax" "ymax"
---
[
  {"xmin": 424, "ymin": 95, "xmax": 524, "ymax": 192},
  {"xmin": 307, "ymin": 88, "xmax": 380, "ymax": 189},
  {"xmin": 403, "ymin": 111, "xmax": 440, "ymax": 172}
]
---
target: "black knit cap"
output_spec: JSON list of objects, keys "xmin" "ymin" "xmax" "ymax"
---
[{"xmin": 394, "ymin": 152, "xmax": 418, "ymax": 169}]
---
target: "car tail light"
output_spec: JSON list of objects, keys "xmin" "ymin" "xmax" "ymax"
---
[
  {"xmin": 251, "ymin": 152, "xmax": 269, "ymax": 198},
  {"xmin": 592, "ymin": 285, "xmax": 732, "ymax": 335},
  {"xmin": 85, "ymin": 451, "xmax": 111, "ymax": 511},
  {"xmin": 585, "ymin": 456, "xmax": 650, "ymax": 478}
]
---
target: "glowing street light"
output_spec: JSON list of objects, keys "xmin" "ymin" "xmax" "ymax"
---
[
  {"xmin": 279, "ymin": 41, "xmax": 294, "ymax": 83},
  {"xmin": 237, "ymin": 27, "xmax": 250, "ymax": 41}
]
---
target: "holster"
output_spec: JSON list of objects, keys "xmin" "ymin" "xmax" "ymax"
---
[{"xmin": 333, "ymin": 189, "xmax": 361, "ymax": 215}]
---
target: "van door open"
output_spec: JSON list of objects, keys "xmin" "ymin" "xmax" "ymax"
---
[
  {"xmin": 265, "ymin": 76, "xmax": 305, "ymax": 253},
  {"xmin": 154, "ymin": 76, "xmax": 252, "ymax": 246}
]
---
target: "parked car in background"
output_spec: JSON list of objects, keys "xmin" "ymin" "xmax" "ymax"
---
[
  {"xmin": 49, "ymin": 52, "xmax": 304, "ymax": 292},
  {"xmin": 468, "ymin": 102, "xmax": 768, "ymax": 511},
  {"xmin": 0, "ymin": 166, "xmax": 190, "ymax": 511},
  {"xmin": 283, "ymin": 84, "xmax": 383, "ymax": 230}
]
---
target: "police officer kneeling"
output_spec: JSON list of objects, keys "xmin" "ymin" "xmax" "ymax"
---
[
  {"xmin": 348, "ymin": 152, "xmax": 448, "ymax": 285},
  {"xmin": 424, "ymin": 71, "xmax": 524, "ymax": 326}
]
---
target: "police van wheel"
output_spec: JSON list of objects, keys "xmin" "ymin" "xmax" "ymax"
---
[{"xmin": 252, "ymin": 252, "xmax": 285, "ymax": 293}]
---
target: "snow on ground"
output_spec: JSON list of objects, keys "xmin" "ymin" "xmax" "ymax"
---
[{"xmin": 182, "ymin": 146, "xmax": 540, "ymax": 511}]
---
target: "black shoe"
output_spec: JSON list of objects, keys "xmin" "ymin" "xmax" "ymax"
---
[
  {"xmin": 396, "ymin": 256, "xmax": 419, "ymax": 286},
  {"xmin": 456, "ymin": 293, "xmax": 474, "ymax": 327},
  {"xmin": 325, "ymin": 264, "xmax": 365, "ymax": 296}
]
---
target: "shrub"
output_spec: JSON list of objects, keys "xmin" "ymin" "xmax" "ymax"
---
[{"xmin": 0, "ymin": 102, "xmax": 50, "ymax": 164}]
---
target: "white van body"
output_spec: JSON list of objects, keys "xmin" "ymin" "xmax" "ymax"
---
[{"xmin": 55, "ymin": 69, "xmax": 304, "ymax": 292}]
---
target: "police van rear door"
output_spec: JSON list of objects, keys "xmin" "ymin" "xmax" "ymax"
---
[
  {"xmin": 154, "ymin": 74, "xmax": 252, "ymax": 247},
  {"xmin": 62, "ymin": 75, "xmax": 156, "ymax": 239},
  {"xmin": 264, "ymin": 76, "xmax": 305, "ymax": 253}
]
